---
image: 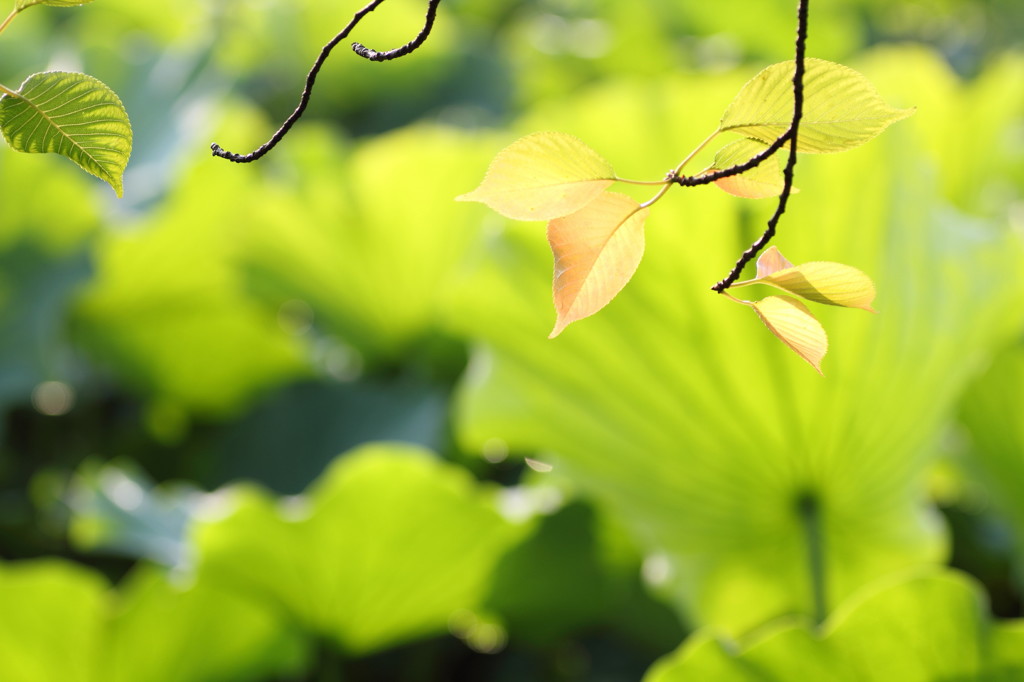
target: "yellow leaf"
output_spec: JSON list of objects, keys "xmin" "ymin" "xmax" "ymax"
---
[
  {"xmin": 457, "ymin": 131, "xmax": 615, "ymax": 220},
  {"xmin": 703, "ymin": 139, "xmax": 793, "ymax": 199},
  {"xmin": 760, "ymin": 262, "xmax": 877, "ymax": 311},
  {"xmin": 755, "ymin": 245, "xmax": 794, "ymax": 278},
  {"xmin": 751, "ymin": 295, "xmax": 828, "ymax": 374},
  {"xmin": 548, "ymin": 192, "xmax": 648, "ymax": 338},
  {"xmin": 720, "ymin": 59, "xmax": 914, "ymax": 153},
  {"xmin": 736, "ymin": 248, "xmax": 877, "ymax": 311}
]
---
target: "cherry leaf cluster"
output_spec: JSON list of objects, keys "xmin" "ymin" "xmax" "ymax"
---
[{"xmin": 459, "ymin": 58, "xmax": 910, "ymax": 371}]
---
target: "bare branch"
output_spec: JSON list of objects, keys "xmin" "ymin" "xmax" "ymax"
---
[
  {"xmin": 211, "ymin": 0, "xmax": 443, "ymax": 163},
  {"xmin": 710, "ymin": 0, "xmax": 809, "ymax": 292}
]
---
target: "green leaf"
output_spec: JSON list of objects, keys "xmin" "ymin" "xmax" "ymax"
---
[
  {"xmin": 720, "ymin": 58, "xmax": 914, "ymax": 153},
  {"xmin": 193, "ymin": 444, "xmax": 529, "ymax": 654},
  {"xmin": 548, "ymin": 191, "xmax": 649, "ymax": 337},
  {"xmin": 16, "ymin": 0, "xmax": 96, "ymax": 9},
  {"xmin": 448, "ymin": 54, "xmax": 1024, "ymax": 634},
  {"xmin": 457, "ymin": 131, "xmax": 616, "ymax": 220},
  {"xmin": 703, "ymin": 139, "xmax": 789, "ymax": 199},
  {"xmin": 109, "ymin": 566, "xmax": 308, "ymax": 682},
  {"xmin": 0, "ymin": 560, "xmax": 108, "ymax": 682},
  {"xmin": 959, "ymin": 346, "xmax": 1024, "ymax": 570},
  {"xmin": 645, "ymin": 569, "xmax": 1024, "ymax": 682},
  {"xmin": 0, "ymin": 71, "xmax": 131, "ymax": 196}
]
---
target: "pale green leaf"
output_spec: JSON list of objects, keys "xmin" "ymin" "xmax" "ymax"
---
[
  {"xmin": 704, "ymin": 138, "xmax": 790, "ymax": 199},
  {"xmin": 720, "ymin": 58, "xmax": 914, "ymax": 153},
  {"xmin": 548, "ymin": 191, "xmax": 648, "ymax": 337},
  {"xmin": 457, "ymin": 131, "xmax": 615, "ymax": 220},
  {"xmin": 16, "ymin": 0, "xmax": 96, "ymax": 9},
  {"xmin": 735, "ymin": 247, "xmax": 877, "ymax": 311},
  {"xmin": 0, "ymin": 71, "xmax": 131, "ymax": 196},
  {"xmin": 750, "ymin": 295, "xmax": 828, "ymax": 373}
]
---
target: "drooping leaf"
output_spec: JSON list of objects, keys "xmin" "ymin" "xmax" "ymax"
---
[
  {"xmin": 645, "ymin": 569, "xmax": 1024, "ymax": 682},
  {"xmin": 719, "ymin": 58, "xmax": 914, "ymax": 153},
  {"xmin": 15, "ymin": 0, "xmax": 96, "ymax": 9},
  {"xmin": 735, "ymin": 248, "xmax": 877, "ymax": 311},
  {"xmin": 547, "ymin": 191, "xmax": 648, "ymax": 337},
  {"xmin": 457, "ymin": 131, "xmax": 615, "ymax": 221},
  {"xmin": 704, "ymin": 139, "xmax": 790, "ymax": 199},
  {"xmin": 750, "ymin": 295, "xmax": 828, "ymax": 373},
  {"xmin": 0, "ymin": 71, "xmax": 131, "ymax": 196}
]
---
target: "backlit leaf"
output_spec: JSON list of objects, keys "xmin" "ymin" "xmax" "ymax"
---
[
  {"xmin": 457, "ymin": 131, "xmax": 615, "ymax": 221},
  {"xmin": 750, "ymin": 295, "xmax": 827, "ymax": 373},
  {"xmin": 737, "ymin": 249, "xmax": 877, "ymax": 311},
  {"xmin": 755, "ymin": 245, "xmax": 794, "ymax": 278},
  {"xmin": 0, "ymin": 71, "xmax": 132, "ymax": 196},
  {"xmin": 548, "ymin": 191, "xmax": 648, "ymax": 337},
  {"xmin": 645, "ymin": 569, "xmax": 1024, "ymax": 682},
  {"xmin": 704, "ymin": 139, "xmax": 789, "ymax": 199},
  {"xmin": 720, "ymin": 59, "xmax": 914, "ymax": 153}
]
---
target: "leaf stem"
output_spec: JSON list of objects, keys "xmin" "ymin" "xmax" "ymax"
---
[
  {"xmin": 797, "ymin": 491, "xmax": 827, "ymax": 626},
  {"xmin": 0, "ymin": 83, "xmax": 19, "ymax": 98},
  {"xmin": 614, "ymin": 177, "xmax": 674, "ymax": 187},
  {"xmin": 0, "ymin": 8, "xmax": 18, "ymax": 37},
  {"xmin": 640, "ymin": 129, "xmax": 719, "ymax": 208}
]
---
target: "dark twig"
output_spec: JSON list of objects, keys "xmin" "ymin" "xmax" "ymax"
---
[
  {"xmin": 710, "ymin": 0, "xmax": 809, "ymax": 292},
  {"xmin": 211, "ymin": 0, "xmax": 443, "ymax": 163},
  {"xmin": 352, "ymin": 0, "xmax": 441, "ymax": 62}
]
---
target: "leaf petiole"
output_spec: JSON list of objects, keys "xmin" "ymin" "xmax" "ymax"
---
[
  {"xmin": 640, "ymin": 129, "xmax": 719, "ymax": 208},
  {"xmin": 0, "ymin": 8, "xmax": 17, "ymax": 37},
  {"xmin": 613, "ymin": 176, "xmax": 673, "ymax": 187},
  {"xmin": 0, "ymin": 82, "xmax": 19, "ymax": 98}
]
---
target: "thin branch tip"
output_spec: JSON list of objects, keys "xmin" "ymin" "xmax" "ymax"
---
[{"xmin": 210, "ymin": 0, "xmax": 443, "ymax": 163}]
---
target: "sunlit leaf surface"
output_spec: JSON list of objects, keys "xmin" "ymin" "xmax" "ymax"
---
[
  {"xmin": 736, "ymin": 249, "xmax": 877, "ymax": 311},
  {"xmin": 645, "ymin": 569, "xmax": 1024, "ymax": 681},
  {"xmin": 720, "ymin": 59, "xmax": 914, "ymax": 153},
  {"xmin": 548, "ymin": 191, "xmax": 649, "ymax": 337},
  {"xmin": 449, "ymin": 51, "xmax": 1024, "ymax": 633},
  {"xmin": 0, "ymin": 72, "xmax": 131, "ymax": 196},
  {"xmin": 457, "ymin": 131, "xmax": 616, "ymax": 221},
  {"xmin": 0, "ymin": 561, "xmax": 107, "ymax": 682},
  {"xmin": 750, "ymin": 295, "xmax": 828, "ymax": 373}
]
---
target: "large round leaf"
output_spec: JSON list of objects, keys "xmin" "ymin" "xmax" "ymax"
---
[{"xmin": 449, "ymin": 48, "xmax": 1024, "ymax": 633}]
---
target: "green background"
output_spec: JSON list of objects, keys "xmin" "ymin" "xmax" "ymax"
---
[{"xmin": 1, "ymin": 0, "xmax": 1023, "ymax": 679}]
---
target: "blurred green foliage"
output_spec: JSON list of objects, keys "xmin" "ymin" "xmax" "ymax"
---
[{"xmin": 0, "ymin": 0, "xmax": 1022, "ymax": 680}]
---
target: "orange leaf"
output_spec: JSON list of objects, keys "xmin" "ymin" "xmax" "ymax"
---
[
  {"xmin": 457, "ymin": 131, "xmax": 615, "ymax": 221},
  {"xmin": 548, "ymin": 192, "xmax": 649, "ymax": 338},
  {"xmin": 751, "ymin": 295, "xmax": 828, "ymax": 374},
  {"xmin": 704, "ymin": 139, "xmax": 793, "ymax": 199},
  {"xmin": 755, "ymin": 245, "xmax": 794, "ymax": 278}
]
